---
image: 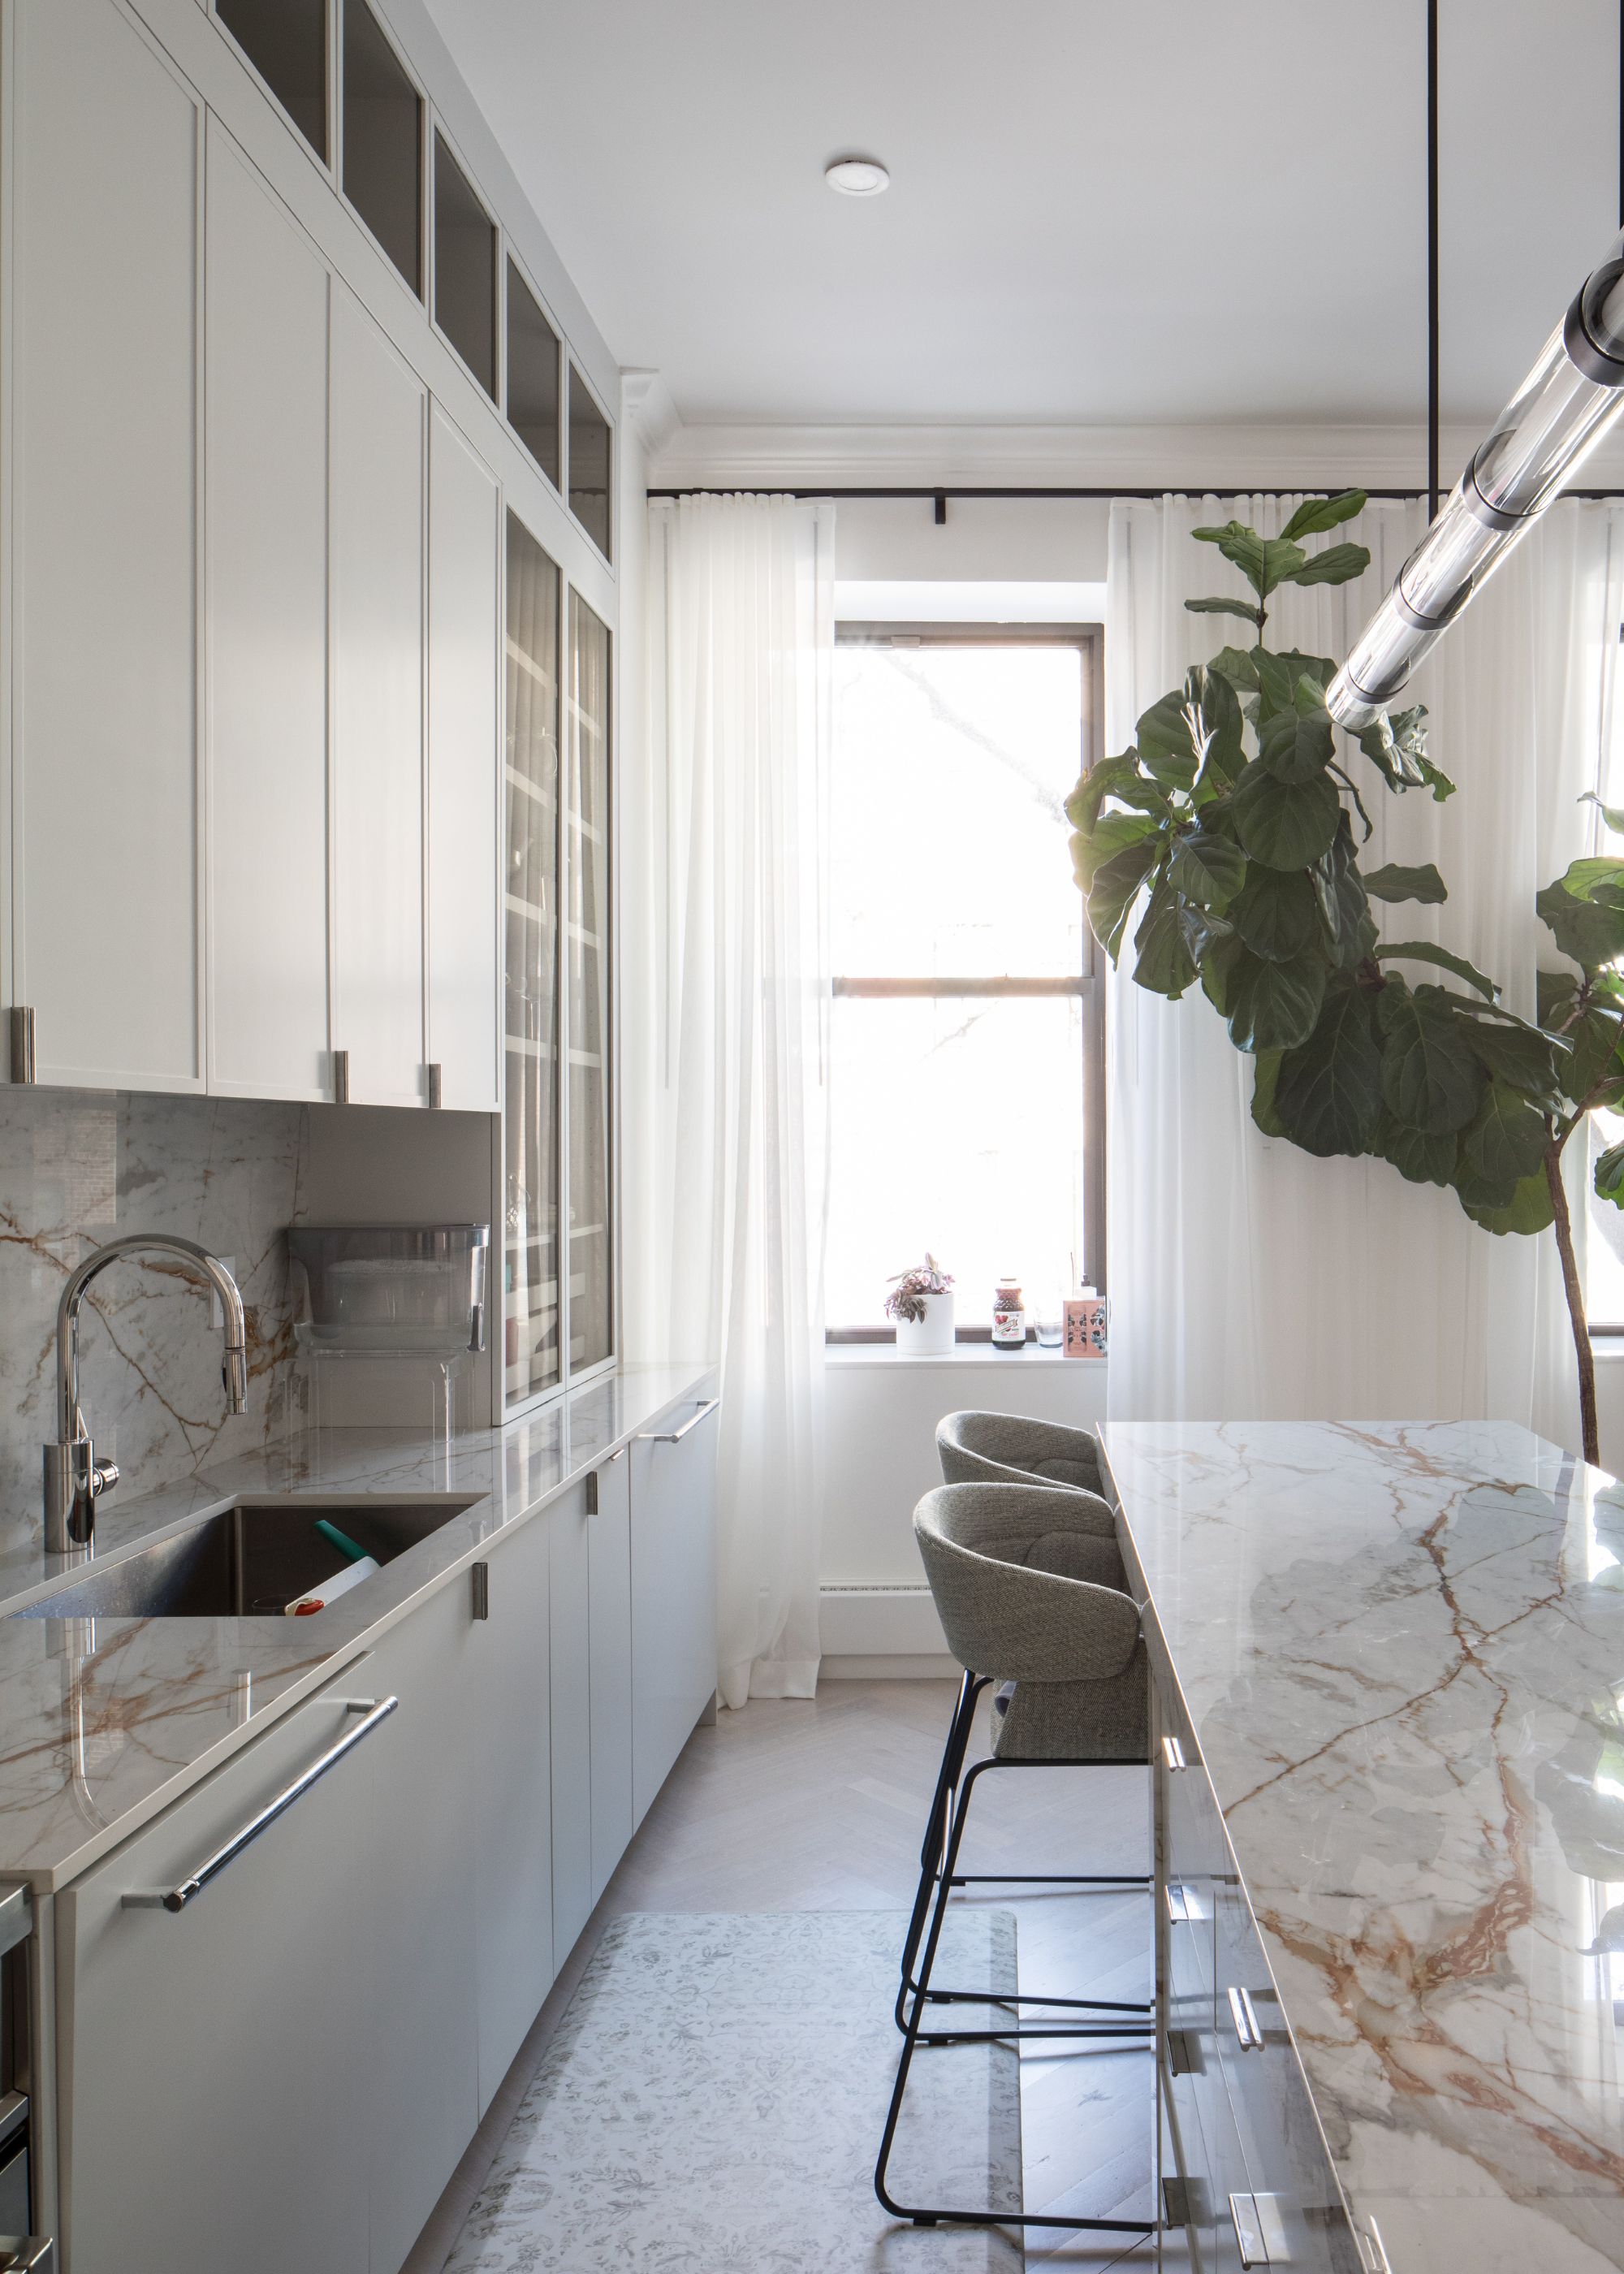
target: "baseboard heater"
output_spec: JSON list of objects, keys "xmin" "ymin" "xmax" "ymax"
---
[{"xmin": 818, "ymin": 1584, "xmax": 947, "ymax": 1656}]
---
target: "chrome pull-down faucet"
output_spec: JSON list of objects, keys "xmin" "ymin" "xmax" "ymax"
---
[{"xmin": 43, "ymin": 1234, "xmax": 248, "ymax": 1554}]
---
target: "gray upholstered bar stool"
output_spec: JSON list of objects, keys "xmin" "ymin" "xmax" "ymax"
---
[
  {"xmin": 875, "ymin": 1481, "xmax": 1154, "ymax": 2241},
  {"xmin": 937, "ymin": 1407, "xmax": 1106, "ymax": 1497}
]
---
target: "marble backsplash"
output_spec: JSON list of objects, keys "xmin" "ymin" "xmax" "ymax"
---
[{"xmin": 0, "ymin": 1088, "xmax": 309, "ymax": 1553}]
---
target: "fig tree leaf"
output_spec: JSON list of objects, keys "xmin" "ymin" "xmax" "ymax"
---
[
  {"xmin": 1258, "ymin": 697, "xmax": 1335, "ymax": 785},
  {"xmin": 1132, "ymin": 882, "xmax": 1198, "ymax": 998},
  {"xmin": 1191, "ymin": 522, "xmax": 1306, "ymax": 599},
  {"xmin": 1375, "ymin": 940, "xmax": 1498, "ymax": 1001},
  {"xmin": 1223, "ymin": 946, "xmax": 1326, "ymax": 1054},
  {"xmin": 1459, "ymin": 1169, "xmax": 1555, "ymax": 1238},
  {"xmin": 1372, "ymin": 1113, "xmax": 1457, "ymax": 1187},
  {"xmin": 1596, "ymin": 1139, "xmax": 1624, "ymax": 1204},
  {"xmin": 1564, "ymin": 1003, "xmax": 1624, "ymax": 1107},
  {"xmin": 1207, "ymin": 645, "xmax": 1261, "ymax": 696},
  {"xmin": 1250, "ymin": 1050, "xmax": 1288, "ymax": 1138},
  {"xmin": 1232, "ymin": 763, "xmax": 1341, "ymax": 871},
  {"xmin": 1379, "ymin": 987, "xmax": 1486, "ymax": 1135},
  {"xmin": 1273, "ymin": 975, "xmax": 1383, "ymax": 1156},
  {"xmin": 1279, "ymin": 490, "xmax": 1367, "ymax": 542},
  {"xmin": 1231, "ymin": 865, "xmax": 1320, "ymax": 962},
  {"xmin": 1538, "ymin": 875, "xmax": 1624, "ymax": 969},
  {"xmin": 1538, "ymin": 968, "xmax": 1580, "ymax": 1030},
  {"xmin": 1581, "ymin": 789, "xmax": 1624, "ymax": 836},
  {"xmin": 1313, "ymin": 817, "xmax": 1377, "ymax": 970},
  {"xmin": 1135, "ymin": 690, "xmax": 1200, "ymax": 792},
  {"xmin": 1168, "ymin": 830, "xmax": 1246, "ymax": 913},
  {"xmin": 1558, "ymin": 855, "xmax": 1624, "ymax": 906},
  {"xmin": 1069, "ymin": 810, "xmax": 1159, "ymax": 892},
  {"xmin": 1462, "ymin": 1082, "xmax": 1549, "ymax": 1187},
  {"xmin": 1363, "ymin": 862, "xmax": 1447, "ymax": 906},
  {"xmin": 1185, "ymin": 596, "xmax": 1264, "ymax": 626},
  {"xmin": 1086, "ymin": 839, "xmax": 1160, "ymax": 961},
  {"xmin": 1281, "ymin": 541, "xmax": 1370, "ymax": 589},
  {"xmin": 1458, "ymin": 1014, "xmax": 1568, "ymax": 1104},
  {"xmin": 1188, "ymin": 664, "xmax": 1246, "ymax": 796}
]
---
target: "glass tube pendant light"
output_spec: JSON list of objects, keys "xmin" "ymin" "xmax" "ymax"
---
[{"xmin": 1327, "ymin": 229, "xmax": 1624, "ymax": 728}]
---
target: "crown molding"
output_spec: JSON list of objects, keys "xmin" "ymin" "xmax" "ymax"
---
[
  {"xmin": 620, "ymin": 370, "xmax": 682, "ymax": 461},
  {"xmin": 648, "ymin": 417, "xmax": 1624, "ymax": 495}
]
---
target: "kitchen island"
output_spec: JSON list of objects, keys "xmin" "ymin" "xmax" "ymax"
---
[{"xmin": 1100, "ymin": 1420, "xmax": 1624, "ymax": 2274}]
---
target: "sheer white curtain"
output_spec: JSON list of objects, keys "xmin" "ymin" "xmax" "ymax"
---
[
  {"xmin": 640, "ymin": 494, "xmax": 833, "ymax": 1707},
  {"xmin": 1105, "ymin": 494, "xmax": 1624, "ymax": 1446}
]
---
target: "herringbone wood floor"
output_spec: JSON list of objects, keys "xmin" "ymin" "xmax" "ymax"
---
[{"xmin": 408, "ymin": 1680, "xmax": 1156, "ymax": 2272}]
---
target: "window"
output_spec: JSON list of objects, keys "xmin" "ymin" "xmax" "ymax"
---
[
  {"xmin": 433, "ymin": 132, "xmax": 496, "ymax": 396},
  {"xmin": 217, "ymin": 0, "xmax": 328, "ymax": 158},
  {"xmin": 507, "ymin": 259, "xmax": 562, "ymax": 487},
  {"xmin": 567, "ymin": 365, "xmax": 612, "ymax": 560},
  {"xmin": 343, "ymin": 0, "xmax": 423, "ymax": 295},
  {"xmin": 826, "ymin": 625, "xmax": 1104, "ymax": 1337}
]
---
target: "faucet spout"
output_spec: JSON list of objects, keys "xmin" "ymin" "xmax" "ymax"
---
[{"xmin": 44, "ymin": 1235, "xmax": 248, "ymax": 1554}]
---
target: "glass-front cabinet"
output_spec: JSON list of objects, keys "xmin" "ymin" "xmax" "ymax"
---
[{"xmin": 503, "ymin": 512, "xmax": 614, "ymax": 1412}]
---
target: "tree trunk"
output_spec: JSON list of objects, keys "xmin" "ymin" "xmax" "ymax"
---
[{"xmin": 1546, "ymin": 1143, "xmax": 1600, "ymax": 1467}]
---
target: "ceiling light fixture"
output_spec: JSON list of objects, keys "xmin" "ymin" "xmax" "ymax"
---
[
  {"xmin": 1327, "ymin": 5, "xmax": 1624, "ymax": 729},
  {"xmin": 825, "ymin": 156, "xmax": 889, "ymax": 197}
]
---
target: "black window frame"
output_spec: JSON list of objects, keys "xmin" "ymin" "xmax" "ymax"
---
[{"xmin": 825, "ymin": 620, "xmax": 1106, "ymax": 1344}]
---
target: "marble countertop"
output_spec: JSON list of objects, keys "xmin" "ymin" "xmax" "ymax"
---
[
  {"xmin": 0, "ymin": 1363, "xmax": 713, "ymax": 1890},
  {"xmin": 1099, "ymin": 1420, "xmax": 1624, "ymax": 2274}
]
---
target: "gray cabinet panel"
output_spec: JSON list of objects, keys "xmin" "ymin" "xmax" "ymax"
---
[
  {"xmin": 550, "ymin": 1483, "xmax": 594, "ymax": 1960},
  {"xmin": 588, "ymin": 1453, "xmax": 633, "ymax": 1904},
  {"xmin": 630, "ymin": 1397, "xmax": 719, "ymax": 1826},
  {"xmin": 57, "ymin": 1685, "xmax": 378, "ymax": 2274}
]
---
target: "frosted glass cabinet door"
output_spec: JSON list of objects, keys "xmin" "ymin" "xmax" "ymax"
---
[
  {"xmin": 330, "ymin": 283, "xmax": 428, "ymax": 1107},
  {"xmin": 427, "ymin": 404, "xmax": 501, "ymax": 1113},
  {"xmin": 566, "ymin": 594, "xmax": 614, "ymax": 1372},
  {"xmin": 205, "ymin": 125, "xmax": 332, "ymax": 1100},
  {"xmin": 11, "ymin": 0, "xmax": 204, "ymax": 1089}
]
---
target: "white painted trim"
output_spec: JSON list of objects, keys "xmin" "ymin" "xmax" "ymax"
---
[
  {"xmin": 821, "ymin": 1654, "xmax": 960, "ymax": 1681},
  {"xmin": 652, "ymin": 417, "xmax": 1624, "ymax": 496},
  {"xmin": 819, "ymin": 1583, "xmax": 945, "ymax": 1656}
]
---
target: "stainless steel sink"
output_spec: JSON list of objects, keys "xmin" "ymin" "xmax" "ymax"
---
[{"xmin": 18, "ymin": 1494, "xmax": 483, "ymax": 1619}]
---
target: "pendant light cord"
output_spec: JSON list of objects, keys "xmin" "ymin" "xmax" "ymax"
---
[{"xmin": 1427, "ymin": 0, "xmax": 1440, "ymax": 520}]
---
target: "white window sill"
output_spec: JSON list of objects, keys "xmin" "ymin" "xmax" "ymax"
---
[{"xmin": 824, "ymin": 1341, "xmax": 1109, "ymax": 1369}]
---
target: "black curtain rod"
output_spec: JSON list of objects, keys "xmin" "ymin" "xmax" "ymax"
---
[{"xmin": 646, "ymin": 483, "xmax": 1624, "ymax": 502}]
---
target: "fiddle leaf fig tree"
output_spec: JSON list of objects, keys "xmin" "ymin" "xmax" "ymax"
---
[{"xmin": 1067, "ymin": 491, "xmax": 1624, "ymax": 1467}]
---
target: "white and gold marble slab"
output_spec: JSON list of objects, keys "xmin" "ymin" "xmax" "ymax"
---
[
  {"xmin": 1100, "ymin": 1419, "xmax": 1624, "ymax": 2272},
  {"xmin": 0, "ymin": 1362, "xmax": 712, "ymax": 1889}
]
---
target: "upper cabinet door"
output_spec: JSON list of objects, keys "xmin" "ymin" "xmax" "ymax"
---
[
  {"xmin": 11, "ymin": 0, "xmax": 205, "ymax": 1089},
  {"xmin": 205, "ymin": 125, "xmax": 331, "ymax": 1101},
  {"xmin": 330, "ymin": 283, "xmax": 428, "ymax": 1107},
  {"xmin": 427, "ymin": 405, "xmax": 501, "ymax": 1113}
]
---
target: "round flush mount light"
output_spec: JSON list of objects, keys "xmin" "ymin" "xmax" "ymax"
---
[{"xmin": 825, "ymin": 156, "xmax": 890, "ymax": 197}]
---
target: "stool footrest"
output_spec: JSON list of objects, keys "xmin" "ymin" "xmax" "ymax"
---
[{"xmin": 922, "ymin": 1988, "xmax": 1151, "ymax": 2012}]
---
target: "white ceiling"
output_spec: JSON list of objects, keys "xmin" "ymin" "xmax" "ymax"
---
[{"xmin": 421, "ymin": 0, "xmax": 1621, "ymax": 431}]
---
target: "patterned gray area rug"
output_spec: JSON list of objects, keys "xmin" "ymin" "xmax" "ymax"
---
[{"xmin": 447, "ymin": 1909, "xmax": 1023, "ymax": 2273}]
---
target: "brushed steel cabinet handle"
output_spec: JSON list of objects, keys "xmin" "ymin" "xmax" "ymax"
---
[
  {"xmin": 121, "ymin": 1697, "xmax": 396, "ymax": 1911},
  {"xmin": 636, "ymin": 1395, "xmax": 720, "ymax": 1445},
  {"xmin": 333, "ymin": 1048, "xmax": 350, "ymax": 1105},
  {"xmin": 1229, "ymin": 2192, "xmax": 1268, "ymax": 2268},
  {"xmin": 1227, "ymin": 1982, "xmax": 1263, "ymax": 2050},
  {"xmin": 427, "ymin": 1061, "xmax": 443, "ymax": 1109},
  {"xmin": 10, "ymin": 1005, "xmax": 36, "ymax": 1084},
  {"xmin": 1161, "ymin": 1734, "xmax": 1186, "ymax": 1771}
]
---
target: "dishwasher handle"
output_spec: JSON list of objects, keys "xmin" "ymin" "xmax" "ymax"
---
[{"xmin": 122, "ymin": 1697, "xmax": 397, "ymax": 1913}]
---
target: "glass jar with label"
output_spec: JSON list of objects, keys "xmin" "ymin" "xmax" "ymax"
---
[{"xmin": 991, "ymin": 1276, "xmax": 1026, "ymax": 1349}]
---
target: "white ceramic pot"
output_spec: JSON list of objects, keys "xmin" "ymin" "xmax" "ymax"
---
[{"xmin": 895, "ymin": 1290, "xmax": 955, "ymax": 1355}]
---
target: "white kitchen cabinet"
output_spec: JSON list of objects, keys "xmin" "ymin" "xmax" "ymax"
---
[
  {"xmin": 589, "ymin": 1450, "xmax": 633, "ymax": 1903},
  {"xmin": 630, "ymin": 1394, "xmax": 719, "ymax": 1825},
  {"xmin": 11, "ymin": 0, "xmax": 205, "ymax": 1090},
  {"xmin": 357, "ymin": 1579, "xmax": 480, "ymax": 2274},
  {"xmin": 330, "ymin": 281, "xmax": 428, "ymax": 1108},
  {"xmin": 472, "ymin": 1506, "xmax": 555, "ymax": 2114},
  {"xmin": 550, "ymin": 1481, "xmax": 594, "ymax": 1960},
  {"xmin": 205, "ymin": 121, "xmax": 332, "ymax": 1100},
  {"xmin": 54, "ymin": 1683, "xmax": 383, "ymax": 2274},
  {"xmin": 427, "ymin": 404, "xmax": 502, "ymax": 1112}
]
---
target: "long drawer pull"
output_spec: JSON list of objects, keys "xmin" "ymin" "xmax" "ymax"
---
[
  {"xmin": 1161, "ymin": 1734, "xmax": 1186, "ymax": 1771},
  {"xmin": 1229, "ymin": 2192, "xmax": 1268, "ymax": 2268},
  {"xmin": 637, "ymin": 1396, "xmax": 720, "ymax": 1445},
  {"xmin": 1227, "ymin": 1982, "xmax": 1264, "ymax": 2050},
  {"xmin": 122, "ymin": 1697, "xmax": 397, "ymax": 1913}
]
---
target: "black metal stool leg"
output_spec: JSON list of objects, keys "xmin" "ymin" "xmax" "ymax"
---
[
  {"xmin": 875, "ymin": 1760, "xmax": 1155, "ymax": 2236},
  {"xmin": 894, "ymin": 1671, "xmax": 987, "ymax": 2033}
]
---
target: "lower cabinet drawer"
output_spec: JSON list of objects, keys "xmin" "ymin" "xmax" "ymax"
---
[{"xmin": 1213, "ymin": 1879, "xmax": 1359, "ymax": 2273}]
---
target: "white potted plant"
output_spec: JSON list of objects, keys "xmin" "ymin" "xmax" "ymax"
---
[{"xmin": 885, "ymin": 1255, "xmax": 955, "ymax": 1355}]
